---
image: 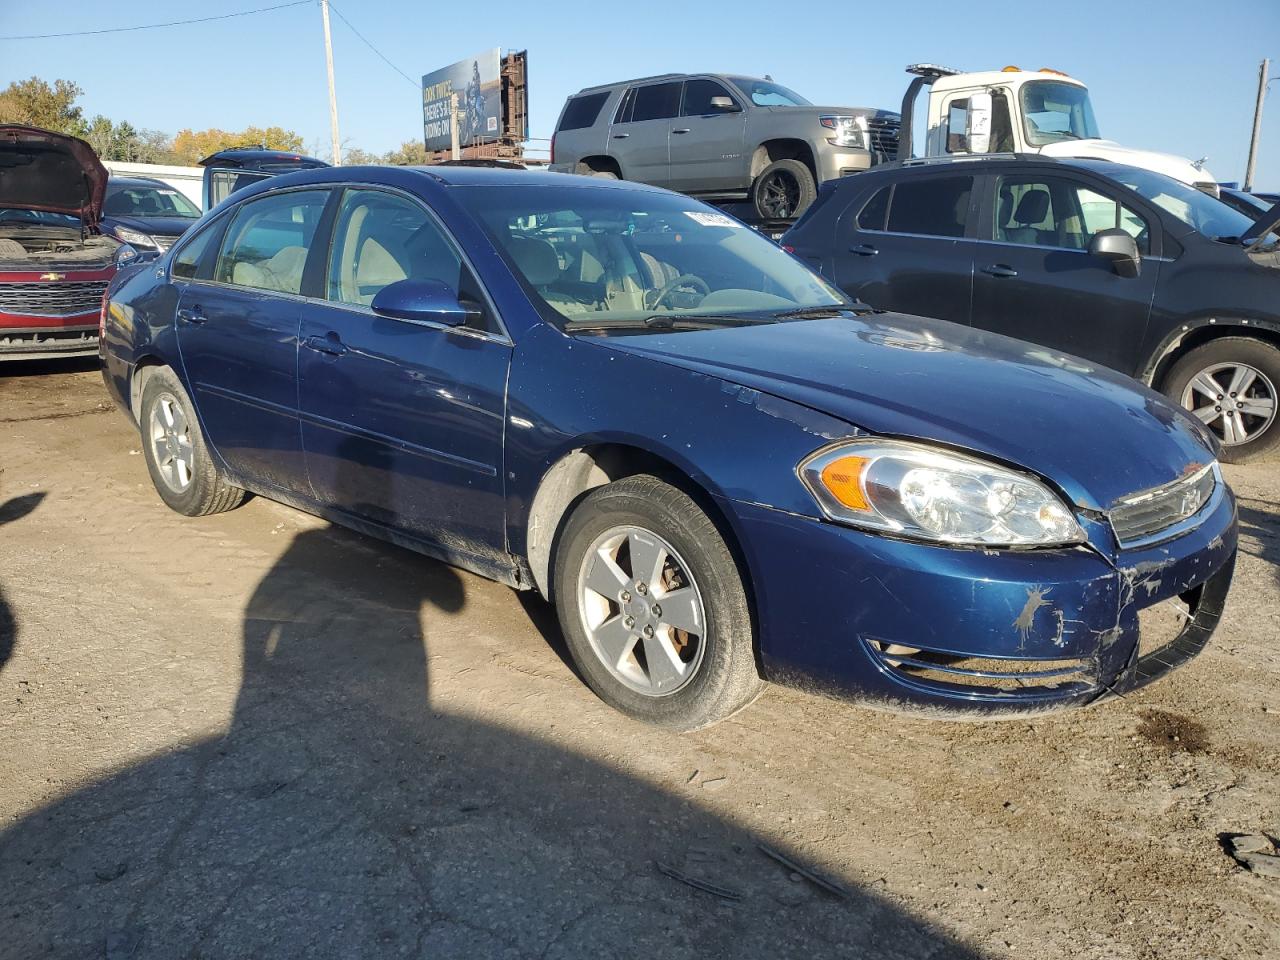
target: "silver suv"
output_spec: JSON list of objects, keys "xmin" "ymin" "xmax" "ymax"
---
[{"xmin": 550, "ymin": 73, "xmax": 899, "ymax": 221}]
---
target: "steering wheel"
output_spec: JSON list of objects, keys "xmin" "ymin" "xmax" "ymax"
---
[{"xmin": 647, "ymin": 274, "xmax": 710, "ymax": 310}]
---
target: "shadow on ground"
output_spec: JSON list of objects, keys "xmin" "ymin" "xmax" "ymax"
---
[
  {"xmin": 0, "ymin": 493, "xmax": 46, "ymax": 674},
  {"xmin": 0, "ymin": 356, "xmax": 100, "ymax": 379},
  {"xmin": 0, "ymin": 521, "xmax": 982, "ymax": 959},
  {"xmin": 1237, "ymin": 499, "xmax": 1280, "ymax": 586}
]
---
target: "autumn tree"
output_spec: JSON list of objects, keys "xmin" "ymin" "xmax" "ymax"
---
[
  {"xmin": 170, "ymin": 126, "xmax": 305, "ymax": 165},
  {"xmin": 0, "ymin": 77, "xmax": 86, "ymax": 134}
]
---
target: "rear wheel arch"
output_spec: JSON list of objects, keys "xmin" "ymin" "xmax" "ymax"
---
[
  {"xmin": 576, "ymin": 156, "xmax": 622, "ymax": 179},
  {"xmin": 129, "ymin": 355, "xmax": 169, "ymax": 422}
]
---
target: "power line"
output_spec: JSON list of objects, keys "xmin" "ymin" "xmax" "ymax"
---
[
  {"xmin": 0, "ymin": 1, "xmax": 311, "ymax": 41},
  {"xmin": 326, "ymin": 2, "xmax": 419, "ymax": 89}
]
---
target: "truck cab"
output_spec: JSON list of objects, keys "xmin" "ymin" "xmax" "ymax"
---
[{"xmin": 902, "ymin": 65, "xmax": 1217, "ymax": 194}]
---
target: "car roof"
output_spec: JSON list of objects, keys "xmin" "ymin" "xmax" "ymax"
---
[
  {"xmin": 853, "ymin": 153, "xmax": 1151, "ymax": 183},
  {"xmin": 572, "ymin": 72, "xmax": 761, "ymax": 95},
  {"xmin": 107, "ymin": 176, "xmax": 171, "ymax": 189},
  {"xmin": 409, "ymin": 165, "xmax": 666, "ymax": 192}
]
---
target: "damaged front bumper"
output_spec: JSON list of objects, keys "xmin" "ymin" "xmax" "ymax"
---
[{"xmin": 728, "ymin": 478, "xmax": 1237, "ymax": 716}]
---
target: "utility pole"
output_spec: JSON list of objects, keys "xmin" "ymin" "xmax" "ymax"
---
[
  {"xmin": 1244, "ymin": 58, "xmax": 1270, "ymax": 192},
  {"xmin": 320, "ymin": 0, "xmax": 341, "ymax": 165}
]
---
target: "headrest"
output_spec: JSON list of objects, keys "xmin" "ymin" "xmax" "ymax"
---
[
  {"xmin": 1013, "ymin": 189, "xmax": 1051, "ymax": 225},
  {"xmin": 508, "ymin": 236, "xmax": 560, "ymax": 286}
]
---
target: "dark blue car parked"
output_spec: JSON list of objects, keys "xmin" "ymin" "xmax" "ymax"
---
[{"xmin": 100, "ymin": 165, "xmax": 1237, "ymax": 729}]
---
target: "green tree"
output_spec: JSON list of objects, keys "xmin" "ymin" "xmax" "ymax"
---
[
  {"xmin": 0, "ymin": 77, "xmax": 86, "ymax": 134},
  {"xmin": 383, "ymin": 140, "xmax": 430, "ymax": 166}
]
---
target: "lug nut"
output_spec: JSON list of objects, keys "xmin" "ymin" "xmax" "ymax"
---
[
  {"xmin": 636, "ymin": 582, "xmax": 648, "ymax": 595},
  {"xmin": 652, "ymin": 604, "xmax": 662, "ymax": 617},
  {"xmin": 624, "ymin": 616, "xmax": 636, "ymax": 629},
  {"xmin": 642, "ymin": 625, "xmax": 654, "ymax": 638},
  {"xmin": 621, "ymin": 590, "xmax": 631, "ymax": 602}
]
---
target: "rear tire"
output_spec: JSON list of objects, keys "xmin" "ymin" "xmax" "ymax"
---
[
  {"xmin": 553, "ymin": 475, "xmax": 764, "ymax": 730},
  {"xmin": 1162, "ymin": 337, "xmax": 1280, "ymax": 463},
  {"xmin": 751, "ymin": 158, "xmax": 817, "ymax": 221},
  {"xmin": 139, "ymin": 367, "xmax": 246, "ymax": 516}
]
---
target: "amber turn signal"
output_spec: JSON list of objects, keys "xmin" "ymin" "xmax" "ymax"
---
[{"xmin": 819, "ymin": 455, "xmax": 871, "ymax": 511}]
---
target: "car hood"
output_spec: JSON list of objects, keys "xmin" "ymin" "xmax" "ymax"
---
[
  {"xmin": 0, "ymin": 125, "xmax": 108, "ymax": 227},
  {"xmin": 101, "ymin": 214, "xmax": 197, "ymax": 238},
  {"xmin": 771, "ymin": 105, "xmax": 898, "ymax": 120},
  {"xmin": 590, "ymin": 314, "xmax": 1216, "ymax": 512},
  {"xmin": 1039, "ymin": 139, "xmax": 1214, "ymax": 187}
]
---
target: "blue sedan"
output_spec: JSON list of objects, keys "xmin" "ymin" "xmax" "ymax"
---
[{"xmin": 100, "ymin": 166, "xmax": 1237, "ymax": 729}]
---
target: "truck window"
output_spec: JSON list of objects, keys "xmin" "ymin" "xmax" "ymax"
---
[
  {"xmin": 628, "ymin": 82, "xmax": 682, "ymax": 123},
  {"xmin": 945, "ymin": 100, "xmax": 969, "ymax": 153},
  {"xmin": 559, "ymin": 92, "xmax": 610, "ymax": 131},
  {"xmin": 885, "ymin": 177, "xmax": 972, "ymax": 238},
  {"xmin": 682, "ymin": 79, "xmax": 737, "ymax": 116}
]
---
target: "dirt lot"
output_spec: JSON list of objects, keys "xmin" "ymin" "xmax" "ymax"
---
[{"xmin": 1, "ymin": 360, "xmax": 1277, "ymax": 960}]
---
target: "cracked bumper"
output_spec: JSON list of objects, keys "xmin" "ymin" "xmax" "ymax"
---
[{"xmin": 726, "ymin": 484, "xmax": 1237, "ymax": 716}]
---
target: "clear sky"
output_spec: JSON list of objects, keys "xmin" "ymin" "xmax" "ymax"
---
[{"xmin": 1, "ymin": 0, "xmax": 1278, "ymax": 187}]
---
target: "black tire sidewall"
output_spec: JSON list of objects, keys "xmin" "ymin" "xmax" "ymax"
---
[
  {"xmin": 1163, "ymin": 337, "xmax": 1280, "ymax": 463},
  {"xmin": 751, "ymin": 159, "xmax": 817, "ymax": 221},
  {"xmin": 139, "ymin": 368, "xmax": 220, "ymax": 515},
  {"xmin": 552, "ymin": 477, "xmax": 760, "ymax": 730}
]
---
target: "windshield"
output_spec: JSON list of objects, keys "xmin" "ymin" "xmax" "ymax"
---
[
  {"xmin": 729, "ymin": 78, "xmax": 812, "ymax": 108},
  {"xmin": 0, "ymin": 209, "xmax": 80, "ymax": 228},
  {"xmin": 104, "ymin": 184, "xmax": 201, "ymax": 219},
  {"xmin": 463, "ymin": 185, "xmax": 847, "ymax": 329},
  {"xmin": 1106, "ymin": 166, "xmax": 1278, "ymax": 245},
  {"xmin": 1019, "ymin": 80, "xmax": 1100, "ymax": 146}
]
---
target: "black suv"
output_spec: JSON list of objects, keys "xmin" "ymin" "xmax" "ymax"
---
[{"xmin": 784, "ymin": 156, "xmax": 1280, "ymax": 461}]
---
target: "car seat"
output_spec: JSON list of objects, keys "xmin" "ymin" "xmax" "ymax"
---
[
  {"xmin": 1005, "ymin": 189, "xmax": 1053, "ymax": 246},
  {"xmin": 507, "ymin": 236, "xmax": 587, "ymax": 314}
]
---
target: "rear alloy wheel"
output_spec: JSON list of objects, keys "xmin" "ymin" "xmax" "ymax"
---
[
  {"xmin": 751, "ymin": 158, "xmax": 817, "ymax": 221},
  {"xmin": 139, "ymin": 367, "xmax": 246, "ymax": 516},
  {"xmin": 1164, "ymin": 337, "xmax": 1280, "ymax": 462},
  {"xmin": 553, "ymin": 475, "xmax": 764, "ymax": 730}
]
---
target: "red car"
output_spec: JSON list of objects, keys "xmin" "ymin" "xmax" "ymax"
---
[{"xmin": 1, "ymin": 125, "xmax": 134, "ymax": 360}]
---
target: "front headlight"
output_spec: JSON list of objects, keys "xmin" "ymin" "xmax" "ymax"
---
[
  {"xmin": 799, "ymin": 439, "xmax": 1085, "ymax": 546},
  {"xmin": 112, "ymin": 226, "xmax": 158, "ymax": 249},
  {"xmin": 819, "ymin": 115, "xmax": 868, "ymax": 149}
]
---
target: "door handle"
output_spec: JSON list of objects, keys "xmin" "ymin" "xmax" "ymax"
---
[
  {"xmin": 611, "ymin": 133, "xmax": 629, "ymax": 139},
  {"xmin": 981, "ymin": 264, "xmax": 1018, "ymax": 278},
  {"xmin": 302, "ymin": 333, "xmax": 348, "ymax": 357},
  {"xmin": 848, "ymin": 243, "xmax": 879, "ymax": 257},
  {"xmin": 672, "ymin": 128, "xmax": 691, "ymax": 134},
  {"xmin": 176, "ymin": 307, "xmax": 206, "ymax": 324}
]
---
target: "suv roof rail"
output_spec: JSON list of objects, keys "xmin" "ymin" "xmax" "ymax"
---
[
  {"xmin": 897, "ymin": 153, "xmax": 1024, "ymax": 166},
  {"xmin": 577, "ymin": 73, "xmax": 685, "ymax": 93}
]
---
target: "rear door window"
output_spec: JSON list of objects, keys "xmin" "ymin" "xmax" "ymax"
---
[
  {"xmin": 885, "ymin": 177, "xmax": 973, "ymax": 238},
  {"xmin": 627, "ymin": 82, "xmax": 682, "ymax": 123},
  {"xmin": 856, "ymin": 186, "xmax": 891, "ymax": 231},
  {"xmin": 558, "ymin": 92, "xmax": 610, "ymax": 132},
  {"xmin": 215, "ymin": 189, "xmax": 329, "ymax": 295}
]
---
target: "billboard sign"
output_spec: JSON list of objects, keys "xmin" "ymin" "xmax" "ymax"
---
[{"xmin": 422, "ymin": 49, "xmax": 503, "ymax": 152}]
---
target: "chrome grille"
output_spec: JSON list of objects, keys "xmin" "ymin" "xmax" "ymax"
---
[
  {"xmin": 1108, "ymin": 463, "xmax": 1218, "ymax": 547},
  {"xmin": 0, "ymin": 280, "xmax": 109, "ymax": 318},
  {"xmin": 866, "ymin": 116, "xmax": 901, "ymax": 161}
]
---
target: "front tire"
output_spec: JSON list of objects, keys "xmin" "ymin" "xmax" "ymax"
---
[
  {"xmin": 1163, "ymin": 337, "xmax": 1280, "ymax": 463},
  {"xmin": 751, "ymin": 158, "xmax": 817, "ymax": 221},
  {"xmin": 139, "ymin": 367, "xmax": 246, "ymax": 516},
  {"xmin": 553, "ymin": 475, "xmax": 764, "ymax": 730}
]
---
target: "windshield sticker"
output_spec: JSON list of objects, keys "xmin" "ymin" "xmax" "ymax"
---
[{"xmin": 683, "ymin": 211, "xmax": 743, "ymax": 228}]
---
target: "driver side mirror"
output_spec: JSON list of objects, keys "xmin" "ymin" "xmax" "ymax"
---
[
  {"xmin": 709, "ymin": 96, "xmax": 739, "ymax": 112},
  {"xmin": 965, "ymin": 92, "xmax": 992, "ymax": 154},
  {"xmin": 1088, "ymin": 229, "xmax": 1141, "ymax": 279},
  {"xmin": 371, "ymin": 279, "xmax": 482, "ymax": 327}
]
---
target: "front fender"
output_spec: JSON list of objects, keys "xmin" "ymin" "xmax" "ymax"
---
[
  {"xmin": 1140, "ymin": 315, "xmax": 1280, "ymax": 385},
  {"xmin": 503, "ymin": 323, "xmax": 858, "ymax": 560}
]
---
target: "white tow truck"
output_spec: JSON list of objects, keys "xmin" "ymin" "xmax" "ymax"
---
[{"xmin": 897, "ymin": 64, "xmax": 1218, "ymax": 194}]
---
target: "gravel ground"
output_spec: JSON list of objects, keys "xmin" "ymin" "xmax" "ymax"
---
[{"xmin": 1, "ymin": 359, "xmax": 1277, "ymax": 960}]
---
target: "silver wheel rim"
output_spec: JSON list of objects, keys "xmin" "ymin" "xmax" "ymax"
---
[
  {"xmin": 576, "ymin": 525, "xmax": 707, "ymax": 697},
  {"xmin": 148, "ymin": 392, "xmax": 195, "ymax": 493},
  {"xmin": 1180, "ymin": 362, "xmax": 1277, "ymax": 447}
]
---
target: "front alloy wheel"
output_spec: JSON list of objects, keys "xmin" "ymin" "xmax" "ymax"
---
[
  {"xmin": 578, "ymin": 525, "xmax": 707, "ymax": 697},
  {"xmin": 1179, "ymin": 362, "xmax": 1276, "ymax": 448}
]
